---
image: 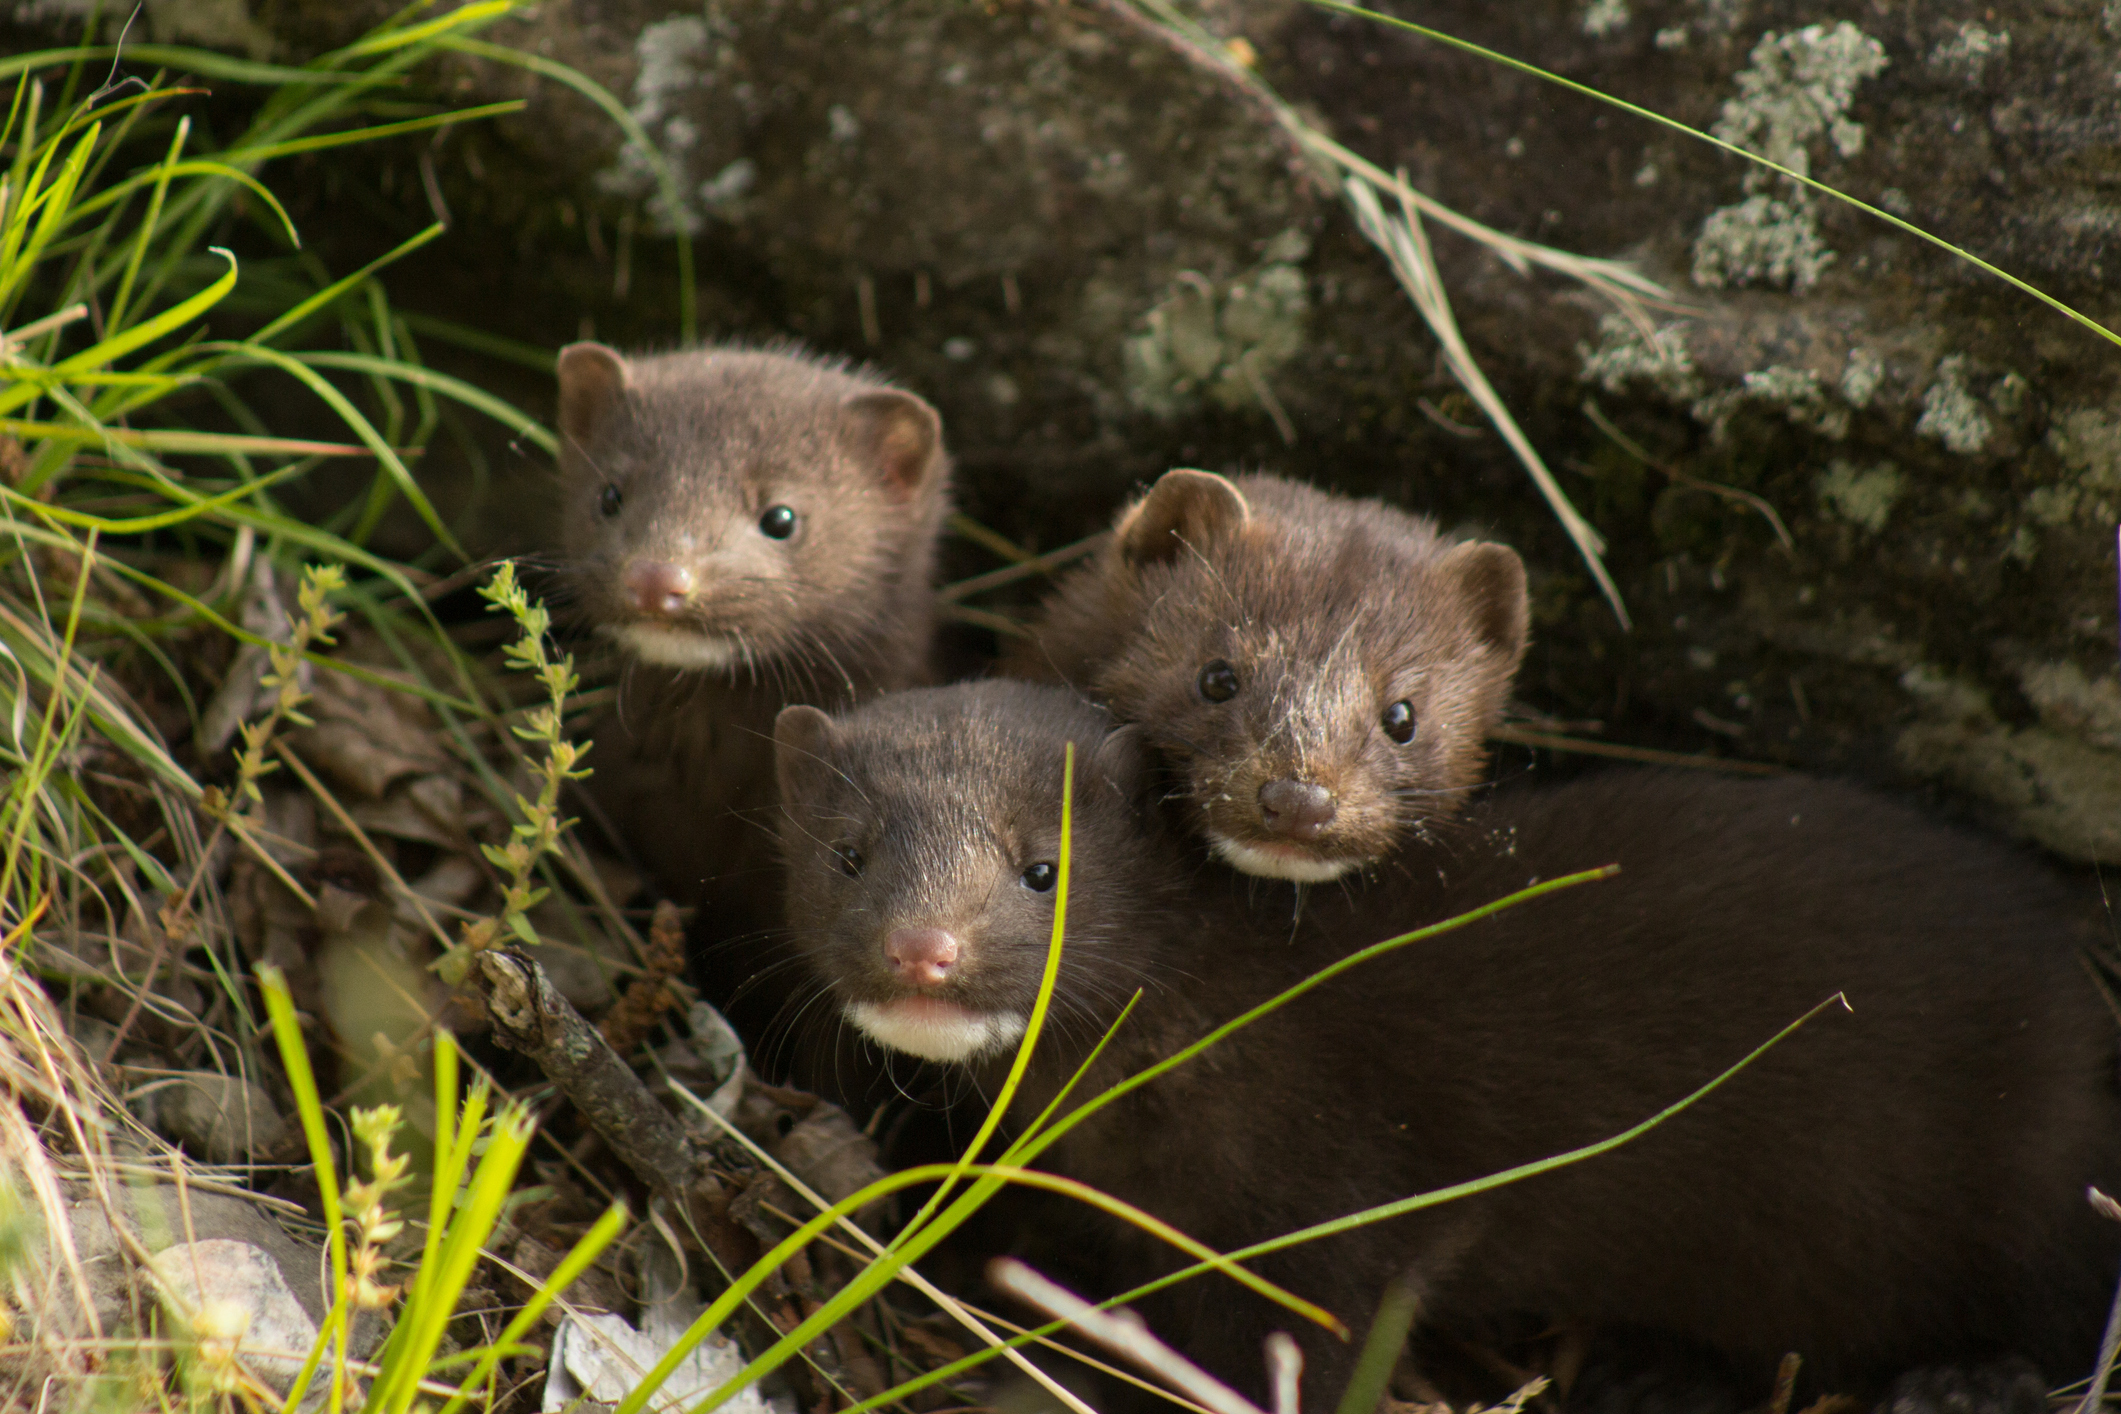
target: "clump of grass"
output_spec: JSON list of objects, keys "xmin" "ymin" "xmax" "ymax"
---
[
  {"xmin": 0, "ymin": 7, "xmax": 663, "ymax": 1408},
  {"xmin": 256, "ymin": 972, "xmax": 626, "ymax": 1413}
]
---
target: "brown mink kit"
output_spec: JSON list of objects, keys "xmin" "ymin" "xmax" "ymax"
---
[
  {"xmin": 772, "ymin": 681, "xmax": 2120, "ymax": 1410},
  {"xmin": 1007, "ymin": 469, "xmax": 1528, "ymax": 886},
  {"xmin": 551, "ymin": 341, "xmax": 948, "ymax": 1073}
]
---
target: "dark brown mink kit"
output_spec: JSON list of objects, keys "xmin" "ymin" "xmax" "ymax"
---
[
  {"xmin": 543, "ymin": 340, "xmax": 949, "ymax": 1085},
  {"xmin": 772, "ymin": 681, "xmax": 2121, "ymax": 1414}
]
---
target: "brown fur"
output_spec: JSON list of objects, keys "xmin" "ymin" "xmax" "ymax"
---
[
  {"xmin": 1007, "ymin": 471, "xmax": 1527, "ymax": 882},
  {"xmin": 553, "ymin": 341, "xmax": 949, "ymax": 1069},
  {"xmin": 775, "ymin": 682, "xmax": 2120, "ymax": 1408}
]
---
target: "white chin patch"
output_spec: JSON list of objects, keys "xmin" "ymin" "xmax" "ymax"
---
[
  {"xmin": 846, "ymin": 999, "xmax": 1027, "ymax": 1064},
  {"xmin": 613, "ymin": 623, "xmax": 738, "ymax": 671},
  {"xmin": 1212, "ymin": 836, "xmax": 1362, "ymax": 883}
]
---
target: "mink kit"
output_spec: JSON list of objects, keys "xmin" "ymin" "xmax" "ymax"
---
[
  {"xmin": 550, "ymin": 340, "xmax": 950, "ymax": 1072},
  {"xmin": 1008, "ymin": 469, "xmax": 1528, "ymax": 883},
  {"xmin": 772, "ymin": 680, "xmax": 2121, "ymax": 1410}
]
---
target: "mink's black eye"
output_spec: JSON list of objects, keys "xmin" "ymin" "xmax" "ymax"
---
[
  {"xmin": 759, "ymin": 504, "xmax": 798, "ymax": 539},
  {"xmin": 837, "ymin": 846, "xmax": 864, "ymax": 879},
  {"xmin": 1021, "ymin": 862, "xmax": 1058, "ymax": 893},
  {"xmin": 1197, "ymin": 660, "xmax": 1240, "ymax": 703},
  {"xmin": 598, "ymin": 483, "xmax": 623, "ymax": 517},
  {"xmin": 1382, "ymin": 700, "xmax": 1417, "ymax": 745}
]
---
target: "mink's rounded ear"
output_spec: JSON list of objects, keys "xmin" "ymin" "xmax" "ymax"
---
[
  {"xmin": 1115, "ymin": 469, "xmax": 1251, "ymax": 568},
  {"xmin": 773, "ymin": 704, "xmax": 842, "ymax": 807},
  {"xmin": 840, "ymin": 389, "xmax": 945, "ymax": 504},
  {"xmin": 1086, "ymin": 723, "xmax": 1155, "ymax": 813},
  {"xmin": 1437, "ymin": 541, "xmax": 1529, "ymax": 666},
  {"xmin": 556, "ymin": 343, "xmax": 630, "ymax": 455}
]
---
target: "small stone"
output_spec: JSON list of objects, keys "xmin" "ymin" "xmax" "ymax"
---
[
  {"xmin": 139, "ymin": 1073, "xmax": 290, "ymax": 1166},
  {"xmin": 151, "ymin": 1240, "xmax": 319, "ymax": 1400}
]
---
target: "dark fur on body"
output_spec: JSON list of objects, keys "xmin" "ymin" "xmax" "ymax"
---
[
  {"xmin": 773, "ymin": 682, "xmax": 2121, "ymax": 1407},
  {"xmin": 554, "ymin": 341, "xmax": 949, "ymax": 1074},
  {"xmin": 1007, "ymin": 471, "xmax": 1528, "ymax": 883}
]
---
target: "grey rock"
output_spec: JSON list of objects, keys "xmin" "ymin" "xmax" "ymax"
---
[
  {"xmin": 150, "ymin": 1239, "xmax": 320, "ymax": 1400},
  {"xmin": 13, "ymin": 1183, "xmax": 331, "ymax": 1340},
  {"xmin": 134, "ymin": 1072, "xmax": 291, "ymax": 1166}
]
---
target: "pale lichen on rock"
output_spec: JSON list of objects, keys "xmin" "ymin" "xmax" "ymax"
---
[
  {"xmin": 1122, "ymin": 230, "xmax": 1310, "ymax": 418},
  {"xmin": 1839, "ymin": 347, "xmax": 1883, "ymax": 407},
  {"xmin": 1927, "ymin": 22, "xmax": 2010, "ymax": 81},
  {"xmin": 596, "ymin": 14, "xmax": 725, "ymax": 236},
  {"xmin": 1691, "ymin": 193, "xmax": 1839, "ymax": 292},
  {"xmin": 2047, "ymin": 408, "xmax": 2121, "ymax": 492},
  {"xmin": 1914, "ymin": 354, "xmax": 1993, "ymax": 455},
  {"xmin": 1581, "ymin": 0, "xmax": 1630, "ymax": 37},
  {"xmin": 1578, "ymin": 313, "xmax": 1702, "ymax": 399},
  {"xmin": 1690, "ymin": 22, "xmax": 1888, "ymax": 293},
  {"xmin": 1815, "ymin": 459, "xmax": 1903, "ymax": 533},
  {"xmin": 1896, "ymin": 661, "xmax": 2121, "ymax": 862}
]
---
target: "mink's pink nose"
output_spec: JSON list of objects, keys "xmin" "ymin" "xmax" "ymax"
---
[
  {"xmin": 884, "ymin": 928, "xmax": 960, "ymax": 989},
  {"xmin": 622, "ymin": 560, "xmax": 694, "ymax": 617},
  {"xmin": 1258, "ymin": 779, "xmax": 1337, "ymax": 840}
]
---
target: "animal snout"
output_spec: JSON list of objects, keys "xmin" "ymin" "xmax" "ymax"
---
[
  {"xmin": 1258, "ymin": 779, "xmax": 1337, "ymax": 840},
  {"xmin": 622, "ymin": 560, "xmax": 695, "ymax": 617},
  {"xmin": 884, "ymin": 927, "xmax": 961, "ymax": 989}
]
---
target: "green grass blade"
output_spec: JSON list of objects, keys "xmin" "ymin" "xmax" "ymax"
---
[
  {"xmin": 894, "ymin": 742, "xmax": 1079, "ymax": 1248},
  {"xmin": 60, "ymin": 158, "xmax": 298, "ymax": 249},
  {"xmin": 0, "ymin": 534, "xmax": 93, "ymax": 913},
  {"xmin": 328, "ymin": 0, "xmax": 516, "ymax": 60},
  {"xmin": 1335, "ymin": 1280, "xmax": 1419, "ymax": 1414},
  {"xmin": 379, "ymin": 1102, "xmax": 534, "ymax": 1414},
  {"xmin": 258, "ymin": 962, "xmax": 350, "ymax": 1412},
  {"xmin": 227, "ymin": 100, "xmax": 526, "ymax": 164},
  {"xmin": 430, "ymin": 1201, "xmax": 629, "ymax": 1414},
  {"xmin": 1015, "ymin": 866, "xmax": 1618, "ymax": 1167},
  {"xmin": 830, "ymin": 993, "xmax": 1844, "ymax": 1414},
  {"xmin": 0, "ymin": 458, "xmax": 313, "ymax": 533},
  {"xmin": 0, "ymin": 120, "xmax": 97, "ymax": 310},
  {"xmin": 378, "ymin": 1025, "xmax": 461, "ymax": 1385},
  {"xmin": 251, "ymin": 222, "xmax": 445, "ymax": 345},
  {"xmin": 606, "ymin": 1159, "xmax": 1328, "ymax": 1414},
  {"xmin": 206, "ymin": 341, "xmax": 465, "ymax": 559},
  {"xmin": 0, "ymin": 82, "xmax": 53, "ymax": 292},
  {"xmin": 0, "ymin": 45, "xmax": 383, "ymax": 87},
  {"xmin": 295, "ymin": 349, "xmax": 557, "ymax": 452},
  {"xmin": 0, "ymin": 246, "xmax": 237, "ymax": 420},
  {"xmin": 104, "ymin": 115, "xmax": 188, "ymax": 333},
  {"xmin": 1, "ymin": 420, "xmax": 393, "ymax": 459},
  {"xmin": 1128, "ymin": 993, "xmax": 1852, "ymax": 1313},
  {"xmin": 396, "ymin": 312, "xmax": 557, "ymax": 373},
  {"xmin": 897, "ymin": 867, "xmax": 1622, "ymax": 1342}
]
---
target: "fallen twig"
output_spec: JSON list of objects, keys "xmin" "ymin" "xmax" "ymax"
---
[{"xmin": 475, "ymin": 947, "xmax": 705, "ymax": 1203}]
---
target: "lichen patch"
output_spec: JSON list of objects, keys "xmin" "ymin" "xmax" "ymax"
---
[
  {"xmin": 1914, "ymin": 355, "xmax": 1993, "ymax": 455},
  {"xmin": 1691, "ymin": 22, "xmax": 1888, "ymax": 293},
  {"xmin": 1816, "ymin": 459, "xmax": 1903, "ymax": 533},
  {"xmin": 1122, "ymin": 231, "xmax": 1310, "ymax": 418}
]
